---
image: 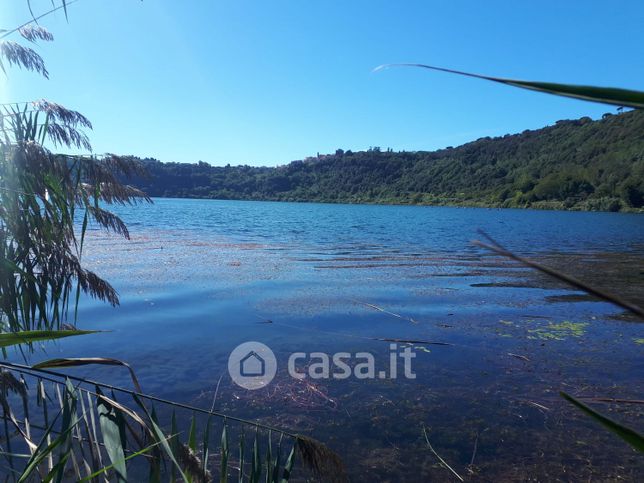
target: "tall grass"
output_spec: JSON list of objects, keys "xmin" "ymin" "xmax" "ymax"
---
[{"xmin": 0, "ymin": 362, "xmax": 346, "ymax": 482}]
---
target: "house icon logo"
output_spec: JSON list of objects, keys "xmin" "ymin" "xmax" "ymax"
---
[
  {"xmin": 228, "ymin": 341, "xmax": 277, "ymax": 390},
  {"xmin": 240, "ymin": 351, "xmax": 265, "ymax": 377}
]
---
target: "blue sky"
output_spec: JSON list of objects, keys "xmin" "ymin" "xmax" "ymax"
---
[{"xmin": 3, "ymin": 1, "xmax": 643, "ymax": 166}]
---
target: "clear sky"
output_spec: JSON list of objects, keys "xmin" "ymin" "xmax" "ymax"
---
[{"xmin": 3, "ymin": 1, "xmax": 643, "ymax": 166}]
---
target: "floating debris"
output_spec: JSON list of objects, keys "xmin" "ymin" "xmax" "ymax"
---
[
  {"xmin": 508, "ymin": 352, "xmax": 530, "ymax": 362},
  {"xmin": 351, "ymin": 299, "xmax": 419, "ymax": 324}
]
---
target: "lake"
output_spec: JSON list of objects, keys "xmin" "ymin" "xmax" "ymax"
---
[{"xmin": 28, "ymin": 199, "xmax": 644, "ymax": 480}]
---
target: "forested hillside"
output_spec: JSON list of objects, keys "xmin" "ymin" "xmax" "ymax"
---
[{"xmin": 129, "ymin": 110, "xmax": 644, "ymax": 211}]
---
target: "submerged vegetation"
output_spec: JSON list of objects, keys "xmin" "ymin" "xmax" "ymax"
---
[{"xmin": 129, "ymin": 109, "xmax": 644, "ymax": 212}]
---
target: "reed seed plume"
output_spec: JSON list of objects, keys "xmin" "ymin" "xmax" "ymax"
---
[
  {"xmin": 0, "ymin": 370, "xmax": 27, "ymax": 399},
  {"xmin": 178, "ymin": 443, "xmax": 213, "ymax": 483},
  {"xmin": 86, "ymin": 206, "xmax": 131, "ymax": 239},
  {"xmin": 18, "ymin": 25, "xmax": 54, "ymax": 43},
  {"xmin": 296, "ymin": 435, "xmax": 348, "ymax": 483},
  {"xmin": 76, "ymin": 267, "xmax": 120, "ymax": 307},
  {"xmin": 47, "ymin": 122, "xmax": 92, "ymax": 150},
  {"xmin": 0, "ymin": 40, "xmax": 49, "ymax": 78},
  {"xmin": 33, "ymin": 99, "xmax": 93, "ymax": 129}
]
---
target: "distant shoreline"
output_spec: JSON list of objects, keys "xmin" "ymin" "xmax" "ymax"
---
[
  {"xmin": 128, "ymin": 111, "xmax": 643, "ymax": 214},
  {"xmin": 147, "ymin": 194, "xmax": 644, "ymax": 214}
]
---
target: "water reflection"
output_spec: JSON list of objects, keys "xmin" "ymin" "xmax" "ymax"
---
[{"xmin": 30, "ymin": 200, "xmax": 644, "ymax": 480}]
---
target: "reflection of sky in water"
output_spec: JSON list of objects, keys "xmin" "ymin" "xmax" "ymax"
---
[{"xmin": 19, "ymin": 199, "xmax": 644, "ymax": 480}]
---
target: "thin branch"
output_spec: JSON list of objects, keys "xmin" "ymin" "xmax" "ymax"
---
[
  {"xmin": 258, "ymin": 316, "xmax": 452, "ymax": 346},
  {"xmin": 578, "ymin": 397, "xmax": 644, "ymax": 405},
  {"xmin": 351, "ymin": 299, "xmax": 418, "ymax": 324},
  {"xmin": 209, "ymin": 373, "xmax": 224, "ymax": 413},
  {"xmin": 1, "ymin": 0, "xmax": 81, "ymax": 40},
  {"xmin": 422, "ymin": 426, "xmax": 464, "ymax": 482},
  {"xmin": 469, "ymin": 431, "xmax": 479, "ymax": 466}
]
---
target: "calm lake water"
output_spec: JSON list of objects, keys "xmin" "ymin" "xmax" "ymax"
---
[{"xmin": 27, "ymin": 199, "xmax": 644, "ymax": 480}]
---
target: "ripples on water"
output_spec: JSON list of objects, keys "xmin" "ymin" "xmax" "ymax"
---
[{"xmin": 25, "ymin": 199, "xmax": 644, "ymax": 480}]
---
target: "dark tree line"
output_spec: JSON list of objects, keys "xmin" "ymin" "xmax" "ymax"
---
[{"xmin": 128, "ymin": 110, "xmax": 644, "ymax": 212}]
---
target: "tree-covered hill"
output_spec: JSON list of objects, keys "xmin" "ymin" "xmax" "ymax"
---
[{"xmin": 129, "ymin": 110, "xmax": 644, "ymax": 211}]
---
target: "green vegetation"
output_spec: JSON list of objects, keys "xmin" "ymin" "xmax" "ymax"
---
[
  {"xmin": 2, "ymin": 364, "xmax": 330, "ymax": 483},
  {"xmin": 527, "ymin": 321, "xmax": 589, "ymax": 341},
  {"xmin": 374, "ymin": 63, "xmax": 644, "ymax": 109},
  {"xmin": 130, "ymin": 109, "xmax": 644, "ymax": 212},
  {"xmin": 560, "ymin": 392, "xmax": 644, "ymax": 453}
]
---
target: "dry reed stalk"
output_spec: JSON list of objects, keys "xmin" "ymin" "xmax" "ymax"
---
[{"xmin": 473, "ymin": 230, "xmax": 644, "ymax": 319}]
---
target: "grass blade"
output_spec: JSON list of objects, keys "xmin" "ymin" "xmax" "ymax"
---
[
  {"xmin": 169, "ymin": 410, "xmax": 178, "ymax": 483},
  {"xmin": 265, "ymin": 430, "xmax": 272, "ymax": 483},
  {"xmin": 238, "ymin": 426, "xmax": 245, "ymax": 483},
  {"xmin": 251, "ymin": 427, "xmax": 260, "ymax": 483},
  {"xmin": 188, "ymin": 414, "xmax": 197, "ymax": 451},
  {"xmin": 0, "ymin": 330, "xmax": 97, "ymax": 348},
  {"xmin": 422, "ymin": 426, "xmax": 463, "ymax": 482},
  {"xmin": 202, "ymin": 415, "xmax": 212, "ymax": 483},
  {"xmin": 79, "ymin": 437, "xmax": 169, "ymax": 482},
  {"xmin": 220, "ymin": 421, "xmax": 229, "ymax": 483},
  {"xmin": 375, "ymin": 63, "xmax": 644, "ymax": 109},
  {"xmin": 18, "ymin": 380, "xmax": 79, "ymax": 483},
  {"xmin": 32, "ymin": 358, "xmax": 142, "ymax": 393},
  {"xmin": 272, "ymin": 433, "xmax": 282, "ymax": 483},
  {"xmin": 132, "ymin": 395, "xmax": 190, "ymax": 482},
  {"xmin": 96, "ymin": 388, "xmax": 127, "ymax": 483},
  {"xmin": 280, "ymin": 445, "xmax": 295, "ymax": 483},
  {"xmin": 561, "ymin": 392, "xmax": 644, "ymax": 452}
]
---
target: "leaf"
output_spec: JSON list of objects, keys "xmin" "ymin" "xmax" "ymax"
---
[
  {"xmin": 0, "ymin": 330, "xmax": 97, "ymax": 348},
  {"xmin": 74, "ymin": 210, "xmax": 89, "ymax": 322},
  {"xmin": 188, "ymin": 414, "xmax": 197, "ymax": 451},
  {"xmin": 18, "ymin": 379, "xmax": 80, "ymax": 483},
  {"xmin": 202, "ymin": 415, "xmax": 212, "ymax": 483},
  {"xmin": 220, "ymin": 422, "xmax": 229, "ymax": 483},
  {"xmin": 132, "ymin": 395, "xmax": 190, "ymax": 482},
  {"xmin": 32, "ymin": 357, "xmax": 142, "ymax": 393},
  {"xmin": 251, "ymin": 427, "xmax": 261, "ymax": 483},
  {"xmin": 96, "ymin": 388, "xmax": 127, "ymax": 483},
  {"xmin": 78, "ymin": 437, "xmax": 169, "ymax": 482},
  {"xmin": 238, "ymin": 426, "xmax": 245, "ymax": 483},
  {"xmin": 265, "ymin": 430, "xmax": 272, "ymax": 483},
  {"xmin": 280, "ymin": 445, "xmax": 295, "ymax": 483},
  {"xmin": 374, "ymin": 63, "xmax": 644, "ymax": 109},
  {"xmin": 51, "ymin": 380, "xmax": 79, "ymax": 483},
  {"xmin": 170, "ymin": 410, "xmax": 179, "ymax": 483},
  {"xmin": 272, "ymin": 433, "xmax": 283, "ymax": 483},
  {"xmin": 561, "ymin": 392, "xmax": 644, "ymax": 452},
  {"xmin": 95, "ymin": 392, "xmax": 150, "ymax": 432}
]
